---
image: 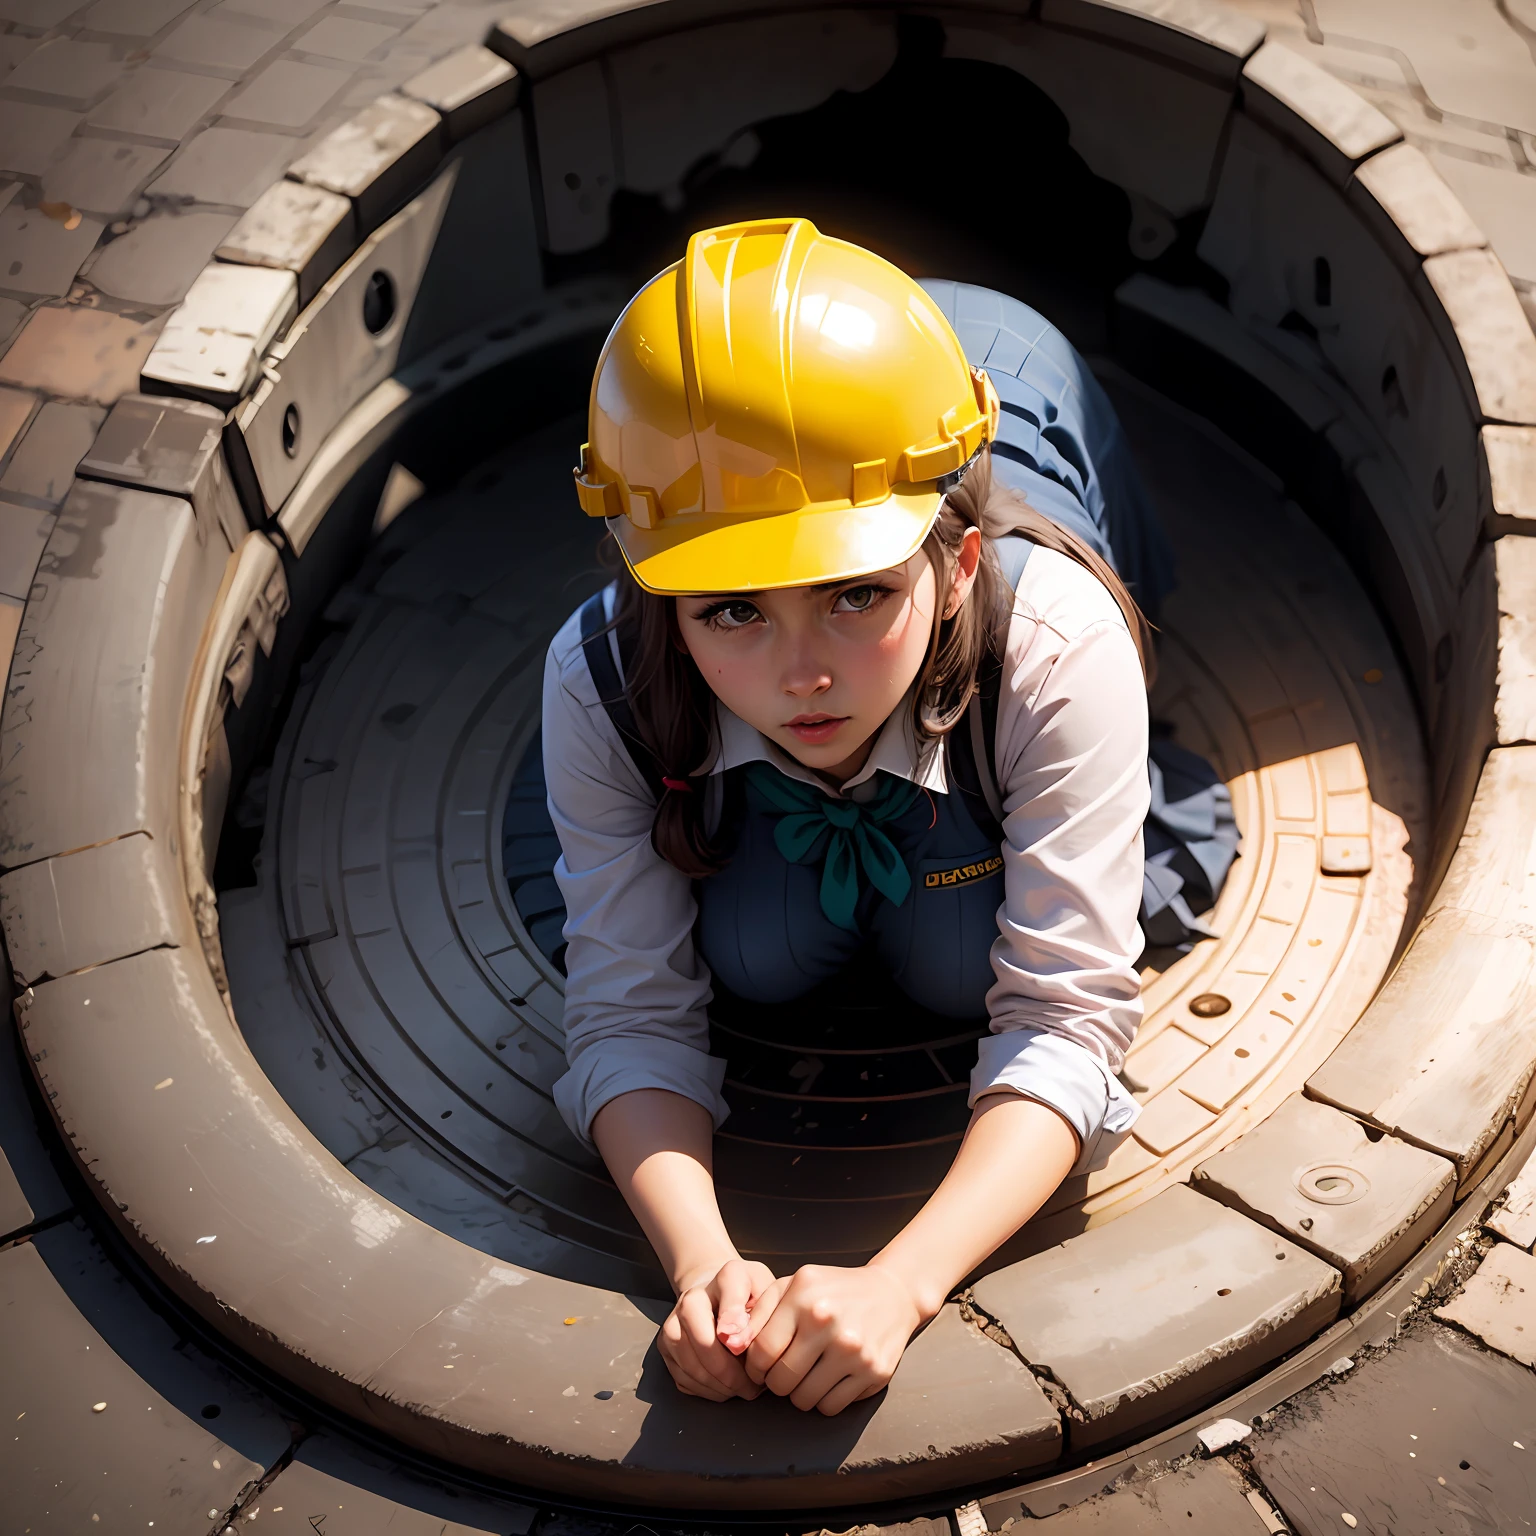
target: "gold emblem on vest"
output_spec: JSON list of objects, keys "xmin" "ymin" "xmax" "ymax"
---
[{"xmin": 924, "ymin": 855, "xmax": 1004, "ymax": 889}]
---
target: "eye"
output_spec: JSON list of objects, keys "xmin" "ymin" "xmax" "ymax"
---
[
  {"xmin": 698, "ymin": 599, "xmax": 762, "ymax": 631},
  {"xmin": 834, "ymin": 584, "xmax": 881, "ymax": 613}
]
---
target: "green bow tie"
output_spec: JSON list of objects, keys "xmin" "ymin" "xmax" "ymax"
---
[{"xmin": 745, "ymin": 762, "xmax": 921, "ymax": 931}]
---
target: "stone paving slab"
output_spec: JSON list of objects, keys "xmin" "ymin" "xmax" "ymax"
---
[
  {"xmin": 81, "ymin": 0, "xmax": 198, "ymax": 38},
  {"xmin": 0, "ymin": 201, "xmax": 103, "ymax": 300},
  {"xmin": 1488, "ymin": 1160, "xmax": 1536, "ymax": 1250},
  {"xmin": 239, "ymin": 1432, "xmax": 536, "ymax": 1534},
  {"xmin": 0, "ymin": 495, "xmax": 55, "ymax": 599},
  {"xmin": 85, "ymin": 63, "xmax": 231, "ymax": 138},
  {"xmin": 0, "ymin": 1230, "xmax": 275, "ymax": 1531},
  {"xmin": 0, "ymin": 1020, "xmax": 71, "ymax": 1241},
  {"xmin": 974, "ymin": 1184, "xmax": 1342, "ymax": 1451},
  {"xmin": 1438, "ymin": 1241, "xmax": 1536, "ymax": 1368},
  {"xmin": 149, "ymin": 122, "xmax": 303, "ymax": 208},
  {"xmin": 1194, "ymin": 1093, "xmax": 1455, "ymax": 1303},
  {"xmin": 0, "ymin": 398, "xmax": 102, "ymax": 507},
  {"xmin": 0, "ymin": 382, "xmax": 31, "ymax": 460},
  {"xmin": 5, "ymin": 35, "xmax": 124, "ymax": 108},
  {"xmin": 85, "ymin": 207, "xmax": 239, "ymax": 306},
  {"xmin": 40, "ymin": 134, "xmax": 170, "ymax": 219},
  {"xmin": 1312, "ymin": 0, "xmax": 1536, "ymax": 138},
  {"xmin": 0, "ymin": 99, "xmax": 80, "ymax": 177},
  {"xmin": 1247, "ymin": 1325, "xmax": 1536, "ymax": 1536},
  {"xmin": 1032, "ymin": 1457, "xmax": 1271, "ymax": 1532}
]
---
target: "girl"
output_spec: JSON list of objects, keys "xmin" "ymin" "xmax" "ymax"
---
[{"xmin": 542, "ymin": 219, "xmax": 1232, "ymax": 1417}]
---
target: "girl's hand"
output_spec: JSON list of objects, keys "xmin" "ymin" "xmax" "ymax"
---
[
  {"xmin": 658, "ymin": 1257, "xmax": 778, "ymax": 1402},
  {"xmin": 743, "ymin": 1264, "xmax": 925, "ymax": 1415}
]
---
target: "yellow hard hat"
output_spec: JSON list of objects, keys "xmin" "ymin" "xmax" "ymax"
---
[{"xmin": 574, "ymin": 217, "xmax": 999, "ymax": 595}]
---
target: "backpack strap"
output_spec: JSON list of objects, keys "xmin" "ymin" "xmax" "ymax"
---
[{"xmin": 578, "ymin": 588, "xmax": 666, "ymax": 803}]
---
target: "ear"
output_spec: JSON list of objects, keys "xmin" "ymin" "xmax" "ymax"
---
[{"xmin": 943, "ymin": 526, "xmax": 984, "ymax": 619}]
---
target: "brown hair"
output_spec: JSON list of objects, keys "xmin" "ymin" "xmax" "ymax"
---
[{"xmin": 607, "ymin": 446, "xmax": 1153, "ymax": 878}]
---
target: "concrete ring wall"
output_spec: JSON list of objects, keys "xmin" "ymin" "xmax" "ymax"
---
[{"xmin": 3, "ymin": 0, "xmax": 1536, "ymax": 1513}]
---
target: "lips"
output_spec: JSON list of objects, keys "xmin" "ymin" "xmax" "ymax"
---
[{"xmin": 785, "ymin": 714, "xmax": 848, "ymax": 745}]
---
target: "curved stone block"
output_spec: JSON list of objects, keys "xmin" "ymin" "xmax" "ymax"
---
[
  {"xmin": 1193, "ymin": 1093, "xmax": 1455, "ymax": 1303},
  {"xmin": 1422, "ymin": 249, "xmax": 1536, "ymax": 427},
  {"xmin": 1241, "ymin": 40, "xmax": 1399, "ymax": 184},
  {"xmin": 1496, "ymin": 535, "xmax": 1536, "ymax": 746},
  {"xmin": 77, "ymin": 392, "xmax": 249, "ymax": 552},
  {"xmin": 0, "ymin": 479, "xmax": 230, "ymax": 870},
  {"xmin": 1483, "ymin": 426, "xmax": 1536, "ymax": 535},
  {"xmin": 974, "ymin": 1183, "xmax": 1340, "ymax": 1452},
  {"xmin": 1350, "ymin": 141, "xmax": 1487, "ymax": 269},
  {"xmin": 402, "ymin": 44, "xmax": 520, "ymax": 144},
  {"xmin": 1431, "ymin": 746, "xmax": 1536, "ymax": 928},
  {"xmin": 288, "ymin": 94, "xmax": 444, "ymax": 239},
  {"xmin": 217, "ymin": 180, "xmax": 357, "ymax": 309},
  {"xmin": 141, "ymin": 262, "xmax": 298, "ymax": 409},
  {"xmin": 19, "ymin": 936, "xmax": 1062, "ymax": 1506},
  {"xmin": 1307, "ymin": 907, "xmax": 1536, "ymax": 1187},
  {"xmin": 0, "ymin": 832, "xmax": 187, "ymax": 987}
]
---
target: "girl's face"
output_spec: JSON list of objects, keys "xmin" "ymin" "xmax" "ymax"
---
[{"xmin": 677, "ymin": 528, "xmax": 982, "ymax": 783}]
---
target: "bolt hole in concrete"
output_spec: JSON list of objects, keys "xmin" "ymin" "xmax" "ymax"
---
[
  {"xmin": 363, "ymin": 269, "xmax": 396, "ymax": 335},
  {"xmin": 223, "ymin": 22, "xmax": 1428, "ymax": 1301}
]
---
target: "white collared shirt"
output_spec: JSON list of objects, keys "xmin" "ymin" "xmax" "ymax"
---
[{"xmin": 542, "ymin": 546, "xmax": 1149, "ymax": 1169}]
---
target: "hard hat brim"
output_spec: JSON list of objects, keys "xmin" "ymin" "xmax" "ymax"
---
[{"xmin": 610, "ymin": 490, "xmax": 944, "ymax": 596}]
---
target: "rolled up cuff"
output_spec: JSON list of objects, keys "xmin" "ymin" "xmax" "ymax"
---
[
  {"xmin": 969, "ymin": 1029, "xmax": 1141, "ymax": 1176},
  {"xmin": 554, "ymin": 1036, "xmax": 730, "ymax": 1153}
]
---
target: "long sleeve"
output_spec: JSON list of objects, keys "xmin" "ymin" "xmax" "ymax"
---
[
  {"xmin": 542, "ymin": 603, "xmax": 727, "ymax": 1152},
  {"xmin": 970, "ymin": 548, "xmax": 1150, "ymax": 1165}
]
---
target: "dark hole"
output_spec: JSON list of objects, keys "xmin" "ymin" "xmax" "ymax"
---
[
  {"xmin": 1381, "ymin": 364, "xmax": 1408, "ymax": 418},
  {"xmin": 594, "ymin": 1390, "xmax": 614, "ymax": 1400},
  {"xmin": 1217, "ymin": 1288, "xmax": 1232, "ymax": 1297},
  {"xmin": 281, "ymin": 403, "xmax": 300, "ymax": 459},
  {"xmin": 1433, "ymin": 466, "xmax": 1448, "ymax": 508},
  {"xmin": 440, "ymin": 1109, "xmax": 452, "ymax": 1119},
  {"xmin": 1435, "ymin": 633, "xmax": 1453, "ymax": 683},
  {"xmin": 564, "ymin": 171, "xmax": 581, "ymax": 190},
  {"xmin": 1276, "ymin": 1252, "xmax": 1287, "ymax": 1260},
  {"xmin": 1189, "ymin": 993, "xmax": 1231, "ymax": 1018},
  {"xmin": 1313, "ymin": 255, "xmax": 1332, "ymax": 306},
  {"xmin": 200, "ymin": 1404, "xmax": 221, "ymax": 1419},
  {"xmin": 1460, "ymin": 1460, "xmax": 1471, "ymax": 1470},
  {"xmin": 362, "ymin": 269, "xmax": 396, "ymax": 334}
]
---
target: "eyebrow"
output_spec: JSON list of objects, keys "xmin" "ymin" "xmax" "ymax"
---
[{"xmin": 687, "ymin": 571, "xmax": 900, "ymax": 603}]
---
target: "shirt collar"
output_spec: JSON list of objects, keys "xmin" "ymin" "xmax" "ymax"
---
[{"xmin": 705, "ymin": 694, "xmax": 951, "ymax": 798}]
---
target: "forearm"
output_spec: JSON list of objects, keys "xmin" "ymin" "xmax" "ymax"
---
[
  {"xmin": 591, "ymin": 1088, "xmax": 738, "ymax": 1293},
  {"xmin": 869, "ymin": 1092, "xmax": 1078, "ymax": 1320}
]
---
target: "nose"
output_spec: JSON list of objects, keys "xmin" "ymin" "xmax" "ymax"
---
[{"xmin": 779, "ymin": 633, "xmax": 833, "ymax": 699}]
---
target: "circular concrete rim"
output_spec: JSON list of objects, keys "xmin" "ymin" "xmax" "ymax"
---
[{"xmin": 5, "ymin": 0, "xmax": 1536, "ymax": 1515}]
